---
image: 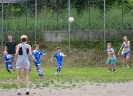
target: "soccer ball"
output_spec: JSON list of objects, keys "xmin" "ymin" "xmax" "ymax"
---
[{"xmin": 68, "ymin": 17, "xmax": 74, "ymax": 23}]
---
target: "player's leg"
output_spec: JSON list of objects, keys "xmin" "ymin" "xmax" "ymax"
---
[
  {"xmin": 38, "ymin": 65, "xmax": 43, "ymax": 76},
  {"xmin": 122, "ymin": 53, "xmax": 126, "ymax": 68},
  {"xmin": 125, "ymin": 52, "xmax": 130, "ymax": 68},
  {"xmin": 24, "ymin": 68, "xmax": 30, "ymax": 94},
  {"xmin": 11, "ymin": 54, "xmax": 16, "ymax": 71},
  {"xmin": 35, "ymin": 63, "xmax": 43, "ymax": 76},
  {"xmin": 58, "ymin": 64, "xmax": 62, "ymax": 73},
  {"xmin": 28, "ymin": 66, "xmax": 31, "ymax": 74},
  {"xmin": 6, "ymin": 64, "xmax": 11, "ymax": 73},
  {"xmin": 111, "ymin": 60, "xmax": 116, "ymax": 72},
  {"xmin": 17, "ymin": 68, "xmax": 22, "ymax": 95},
  {"xmin": 106, "ymin": 58, "xmax": 112, "ymax": 72}
]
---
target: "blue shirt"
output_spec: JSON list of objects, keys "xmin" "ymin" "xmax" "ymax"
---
[
  {"xmin": 3, "ymin": 55, "xmax": 12, "ymax": 65},
  {"xmin": 53, "ymin": 52, "xmax": 65, "ymax": 64},
  {"xmin": 32, "ymin": 50, "xmax": 44, "ymax": 64}
]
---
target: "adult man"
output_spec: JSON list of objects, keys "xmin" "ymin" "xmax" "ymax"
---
[{"xmin": 5, "ymin": 35, "xmax": 17, "ymax": 70}]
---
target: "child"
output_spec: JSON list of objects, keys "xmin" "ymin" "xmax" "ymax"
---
[
  {"xmin": 51, "ymin": 47, "xmax": 67, "ymax": 75},
  {"xmin": 106, "ymin": 43, "xmax": 116, "ymax": 72},
  {"xmin": 32, "ymin": 44, "xmax": 47, "ymax": 76},
  {"xmin": 3, "ymin": 51, "xmax": 14, "ymax": 73}
]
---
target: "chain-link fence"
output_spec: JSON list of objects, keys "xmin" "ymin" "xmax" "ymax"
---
[
  {"xmin": 0, "ymin": 1, "xmax": 133, "ymax": 43},
  {"xmin": 0, "ymin": 0, "xmax": 133, "ymax": 68}
]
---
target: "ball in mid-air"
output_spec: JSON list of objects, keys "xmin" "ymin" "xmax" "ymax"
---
[{"xmin": 68, "ymin": 17, "xmax": 74, "ymax": 23}]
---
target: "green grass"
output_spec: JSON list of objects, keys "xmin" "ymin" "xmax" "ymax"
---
[{"xmin": 0, "ymin": 67, "xmax": 133, "ymax": 89}]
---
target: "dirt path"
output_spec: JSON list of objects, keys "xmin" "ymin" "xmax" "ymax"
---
[{"xmin": 0, "ymin": 82, "xmax": 133, "ymax": 96}]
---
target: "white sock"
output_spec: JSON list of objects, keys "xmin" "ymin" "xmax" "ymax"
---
[
  {"xmin": 26, "ymin": 88, "xmax": 29, "ymax": 92},
  {"xmin": 17, "ymin": 89, "xmax": 21, "ymax": 92}
]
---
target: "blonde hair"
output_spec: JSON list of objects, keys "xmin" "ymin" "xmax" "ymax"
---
[{"xmin": 107, "ymin": 43, "xmax": 112, "ymax": 46}]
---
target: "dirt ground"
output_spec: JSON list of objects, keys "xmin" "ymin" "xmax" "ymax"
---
[{"xmin": 0, "ymin": 82, "xmax": 133, "ymax": 96}]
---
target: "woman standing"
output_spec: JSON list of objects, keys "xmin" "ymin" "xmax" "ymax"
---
[
  {"xmin": 118, "ymin": 36, "xmax": 130, "ymax": 68},
  {"xmin": 16, "ymin": 35, "xmax": 32, "ymax": 95}
]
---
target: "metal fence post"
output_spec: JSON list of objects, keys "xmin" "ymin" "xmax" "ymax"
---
[
  {"xmin": 104, "ymin": 0, "xmax": 106, "ymax": 49},
  {"xmin": 1, "ymin": 0, "xmax": 4, "ymax": 46},
  {"xmin": 35, "ymin": 0, "xmax": 37, "ymax": 43},
  {"xmin": 26, "ymin": 0, "xmax": 28, "ymax": 33},
  {"xmin": 68, "ymin": 0, "xmax": 71, "ymax": 50},
  {"xmin": 122, "ymin": 7, "xmax": 124, "ymax": 29}
]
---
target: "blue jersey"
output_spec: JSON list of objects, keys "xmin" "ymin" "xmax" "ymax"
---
[
  {"xmin": 53, "ymin": 52, "xmax": 65, "ymax": 64},
  {"xmin": 32, "ymin": 50, "xmax": 44, "ymax": 64},
  {"xmin": 3, "ymin": 55, "xmax": 12, "ymax": 65}
]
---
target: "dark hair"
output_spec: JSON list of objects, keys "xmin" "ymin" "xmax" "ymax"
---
[
  {"xmin": 21, "ymin": 38, "xmax": 27, "ymax": 42},
  {"xmin": 57, "ymin": 47, "xmax": 61, "ymax": 50},
  {"xmin": 34, "ymin": 44, "xmax": 39, "ymax": 48}
]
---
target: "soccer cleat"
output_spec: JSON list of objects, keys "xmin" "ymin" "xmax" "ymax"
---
[
  {"xmin": 108, "ymin": 68, "xmax": 112, "ymax": 72},
  {"xmin": 39, "ymin": 74, "xmax": 43, "ymax": 76},
  {"xmin": 55, "ymin": 72, "xmax": 58, "ymax": 75},
  {"xmin": 113, "ymin": 70, "xmax": 116, "ymax": 73}
]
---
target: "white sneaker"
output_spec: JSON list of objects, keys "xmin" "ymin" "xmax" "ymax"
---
[
  {"xmin": 25, "ymin": 89, "xmax": 30, "ymax": 95},
  {"xmin": 55, "ymin": 72, "xmax": 58, "ymax": 75},
  {"xmin": 17, "ymin": 90, "xmax": 21, "ymax": 95}
]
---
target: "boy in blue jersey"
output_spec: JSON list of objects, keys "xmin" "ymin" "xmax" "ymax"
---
[
  {"xmin": 106, "ymin": 43, "xmax": 116, "ymax": 72},
  {"xmin": 32, "ymin": 44, "xmax": 47, "ymax": 76},
  {"xmin": 3, "ymin": 51, "xmax": 14, "ymax": 73},
  {"xmin": 51, "ymin": 47, "xmax": 67, "ymax": 75}
]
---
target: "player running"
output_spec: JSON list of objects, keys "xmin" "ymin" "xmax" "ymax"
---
[
  {"xmin": 106, "ymin": 43, "xmax": 116, "ymax": 72},
  {"xmin": 3, "ymin": 51, "xmax": 14, "ymax": 73},
  {"xmin": 118, "ymin": 36, "xmax": 130, "ymax": 68},
  {"xmin": 51, "ymin": 47, "xmax": 67, "ymax": 75},
  {"xmin": 32, "ymin": 44, "xmax": 47, "ymax": 76}
]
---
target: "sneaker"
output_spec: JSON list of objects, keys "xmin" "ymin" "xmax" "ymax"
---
[
  {"xmin": 17, "ymin": 90, "xmax": 21, "ymax": 95},
  {"xmin": 108, "ymin": 68, "xmax": 112, "ymax": 72},
  {"xmin": 39, "ymin": 74, "xmax": 43, "ymax": 76},
  {"xmin": 126, "ymin": 65, "xmax": 130, "ymax": 69},
  {"xmin": 55, "ymin": 72, "xmax": 58, "ymax": 75},
  {"xmin": 25, "ymin": 89, "xmax": 30, "ymax": 95},
  {"xmin": 113, "ymin": 70, "xmax": 116, "ymax": 73}
]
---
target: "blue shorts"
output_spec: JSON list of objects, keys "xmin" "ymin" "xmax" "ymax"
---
[
  {"xmin": 34, "ymin": 63, "xmax": 41, "ymax": 68},
  {"xmin": 6, "ymin": 64, "xmax": 13, "ymax": 69},
  {"xmin": 122, "ymin": 51, "xmax": 130, "ymax": 58},
  {"xmin": 56, "ymin": 63, "xmax": 62, "ymax": 67},
  {"xmin": 106, "ymin": 58, "xmax": 116, "ymax": 65}
]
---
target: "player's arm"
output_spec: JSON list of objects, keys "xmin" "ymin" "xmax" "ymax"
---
[
  {"xmin": 4, "ymin": 42, "xmax": 8, "ymax": 51},
  {"xmin": 118, "ymin": 43, "xmax": 124, "ymax": 55},
  {"xmin": 15, "ymin": 44, "xmax": 20, "ymax": 60},
  {"xmin": 43, "ymin": 53, "xmax": 47, "ymax": 56},
  {"xmin": 129, "ymin": 41, "xmax": 131, "ymax": 51},
  {"xmin": 5, "ymin": 60, "xmax": 11, "ymax": 62},
  {"xmin": 51, "ymin": 56, "xmax": 55, "ymax": 62},
  {"xmin": 61, "ymin": 53, "xmax": 67, "ymax": 57},
  {"xmin": 32, "ymin": 51, "xmax": 37, "ymax": 61},
  {"xmin": 4, "ymin": 46, "xmax": 7, "ymax": 51},
  {"xmin": 32, "ymin": 56, "xmax": 37, "ymax": 61}
]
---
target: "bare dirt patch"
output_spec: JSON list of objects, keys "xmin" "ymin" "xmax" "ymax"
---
[{"xmin": 0, "ymin": 82, "xmax": 133, "ymax": 96}]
